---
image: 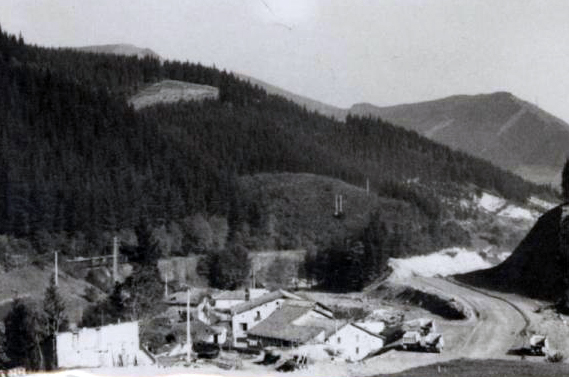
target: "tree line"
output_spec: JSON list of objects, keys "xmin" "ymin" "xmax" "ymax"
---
[{"xmin": 0, "ymin": 26, "xmax": 556, "ymax": 257}]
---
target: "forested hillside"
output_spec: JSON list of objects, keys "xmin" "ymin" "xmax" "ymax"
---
[{"xmin": 0, "ymin": 27, "xmax": 554, "ymax": 260}]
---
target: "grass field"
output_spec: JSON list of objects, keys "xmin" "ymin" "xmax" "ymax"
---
[{"xmin": 378, "ymin": 358, "xmax": 569, "ymax": 377}]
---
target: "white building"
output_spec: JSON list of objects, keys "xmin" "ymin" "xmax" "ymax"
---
[
  {"xmin": 56, "ymin": 321, "xmax": 154, "ymax": 368},
  {"xmin": 326, "ymin": 323, "xmax": 385, "ymax": 361},
  {"xmin": 230, "ymin": 290, "xmax": 305, "ymax": 347},
  {"xmin": 246, "ymin": 300, "xmax": 336, "ymax": 348}
]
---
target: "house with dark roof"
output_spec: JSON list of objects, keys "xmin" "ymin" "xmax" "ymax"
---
[
  {"xmin": 164, "ymin": 289, "xmax": 213, "ymax": 325},
  {"xmin": 213, "ymin": 288, "xmax": 269, "ymax": 310},
  {"xmin": 246, "ymin": 300, "xmax": 336, "ymax": 348},
  {"xmin": 229, "ymin": 290, "xmax": 326, "ymax": 347}
]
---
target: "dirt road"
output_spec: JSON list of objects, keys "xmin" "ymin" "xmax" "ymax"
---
[{"xmin": 409, "ymin": 276, "xmax": 528, "ymax": 358}]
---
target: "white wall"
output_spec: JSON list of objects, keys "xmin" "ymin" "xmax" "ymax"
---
[
  {"xmin": 326, "ymin": 324, "xmax": 384, "ymax": 361},
  {"xmin": 57, "ymin": 321, "xmax": 153, "ymax": 368},
  {"xmin": 231, "ymin": 299, "xmax": 285, "ymax": 347}
]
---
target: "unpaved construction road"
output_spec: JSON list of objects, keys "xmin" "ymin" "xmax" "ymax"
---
[
  {"xmin": 354, "ymin": 275, "xmax": 534, "ymax": 375},
  {"xmin": 410, "ymin": 276, "xmax": 529, "ymax": 358}
]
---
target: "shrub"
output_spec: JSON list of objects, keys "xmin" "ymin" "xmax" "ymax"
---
[{"xmin": 546, "ymin": 351, "xmax": 564, "ymax": 363}]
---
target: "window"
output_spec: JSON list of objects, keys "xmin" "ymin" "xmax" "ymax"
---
[
  {"xmin": 255, "ymin": 311, "xmax": 261, "ymax": 321},
  {"xmin": 337, "ymin": 337, "xmax": 341, "ymax": 344},
  {"xmin": 241, "ymin": 323, "xmax": 248, "ymax": 331},
  {"xmin": 356, "ymin": 347, "xmax": 359, "ymax": 354}
]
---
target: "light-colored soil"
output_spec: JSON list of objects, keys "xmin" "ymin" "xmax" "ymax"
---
[{"xmin": 129, "ymin": 80, "xmax": 219, "ymax": 109}]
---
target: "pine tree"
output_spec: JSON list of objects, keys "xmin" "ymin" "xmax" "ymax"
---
[
  {"xmin": 3, "ymin": 299, "xmax": 39, "ymax": 369},
  {"xmin": 42, "ymin": 274, "xmax": 68, "ymax": 370},
  {"xmin": 107, "ymin": 282, "xmax": 125, "ymax": 321},
  {"xmin": 562, "ymin": 157, "xmax": 569, "ymax": 202}
]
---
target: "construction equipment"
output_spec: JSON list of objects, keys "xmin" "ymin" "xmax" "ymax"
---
[
  {"xmin": 402, "ymin": 331, "xmax": 444, "ymax": 352},
  {"xmin": 529, "ymin": 334, "xmax": 548, "ymax": 356},
  {"xmin": 401, "ymin": 318, "xmax": 443, "ymax": 353}
]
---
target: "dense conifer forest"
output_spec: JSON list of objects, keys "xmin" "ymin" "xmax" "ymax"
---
[{"xmin": 0, "ymin": 27, "xmax": 554, "ymax": 266}]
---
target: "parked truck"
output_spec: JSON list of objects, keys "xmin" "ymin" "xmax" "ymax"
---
[
  {"xmin": 402, "ymin": 331, "xmax": 444, "ymax": 352},
  {"xmin": 529, "ymin": 335, "xmax": 548, "ymax": 356},
  {"xmin": 401, "ymin": 318, "xmax": 443, "ymax": 353}
]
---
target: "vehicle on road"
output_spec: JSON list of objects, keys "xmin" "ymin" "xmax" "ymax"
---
[{"xmin": 529, "ymin": 334, "xmax": 548, "ymax": 356}]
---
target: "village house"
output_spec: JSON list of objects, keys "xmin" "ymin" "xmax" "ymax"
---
[
  {"xmin": 325, "ymin": 322, "xmax": 385, "ymax": 361},
  {"xmin": 246, "ymin": 300, "xmax": 336, "ymax": 348},
  {"xmin": 230, "ymin": 290, "xmax": 306, "ymax": 347},
  {"xmin": 56, "ymin": 321, "xmax": 154, "ymax": 368},
  {"xmin": 164, "ymin": 289, "xmax": 213, "ymax": 324},
  {"xmin": 168, "ymin": 319, "xmax": 228, "ymax": 346}
]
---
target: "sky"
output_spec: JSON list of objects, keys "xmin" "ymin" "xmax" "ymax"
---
[{"xmin": 2, "ymin": 0, "xmax": 569, "ymax": 121}]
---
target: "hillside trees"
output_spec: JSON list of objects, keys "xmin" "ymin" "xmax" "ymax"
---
[
  {"xmin": 42, "ymin": 275, "xmax": 68, "ymax": 370},
  {"xmin": 198, "ymin": 244, "xmax": 251, "ymax": 289},
  {"xmin": 0, "ymin": 26, "xmax": 556, "ymax": 262},
  {"xmin": 563, "ymin": 158, "xmax": 569, "ymax": 202}
]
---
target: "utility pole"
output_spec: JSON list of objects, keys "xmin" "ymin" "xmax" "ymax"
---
[
  {"xmin": 112, "ymin": 236, "xmax": 119, "ymax": 283},
  {"xmin": 334, "ymin": 195, "xmax": 339, "ymax": 216},
  {"xmin": 54, "ymin": 250, "xmax": 58, "ymax": 286},
  {"xmin": 366, "ymin": 178, "xmax": 369, "ymax": 196},
  {"xmin": 252, "ymin": 268, "xmax": 256, "ymax": 289},
  {"xmin": 164, "ymin": 273, "xmax": 169, "ymax": 298},
  {"xmin": 186, "ymin": 288, "xmax": 192, "ymax": 363},
  {"xmin": 339, "ymin": 194, "xmax": 343, "ymax": 214}
]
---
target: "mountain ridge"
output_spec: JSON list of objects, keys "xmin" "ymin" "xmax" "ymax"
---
[{"xmin": 349, "ymin": 92, "xmax": 569, "ymax": 185}]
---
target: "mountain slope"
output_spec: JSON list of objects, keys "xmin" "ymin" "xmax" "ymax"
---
[
  {"xmin": 236, "ymin": 73, "xmax": 347, "ymax": 120},
  {"xmin": 350, "ymin": 92, "xmax": 569, "ymax": 185},
  {"xmin": 75, "ymin": 43, "xmax": 161, "ymax": 59},
  {"xmin": 0, "ymin": 28, "xmax": 554, "ymax": 242}
]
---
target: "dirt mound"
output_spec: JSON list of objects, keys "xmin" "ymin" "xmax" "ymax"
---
[
  {"xmin": 457, "ymin": 204, "xmax": 565, "ymax": 300},
  {"xmin": 370, "ymin": 283, "xmax": 468, "ymax": 320}
]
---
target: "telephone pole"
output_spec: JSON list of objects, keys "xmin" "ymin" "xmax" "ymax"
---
[
  {"xmin": 186, "ymin": 288, "xmax": 192, "ymax": 362},
  {"xmin": 54, "ymin": 250, "xmax": 58, "ymax": 286},
  {"xmin": 112, "ymin": 236, "xmax": 119, "ymax": 283},
  {"xmin": 164, "ymin": 273, "xmax": 169, "ymax": 298}
]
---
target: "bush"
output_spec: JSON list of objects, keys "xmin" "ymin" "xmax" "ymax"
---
[{"xmin": 546, "ymin": 351, "xmax": 564, "ymax": 363}]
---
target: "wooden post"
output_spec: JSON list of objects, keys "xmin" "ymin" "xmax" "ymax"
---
[
  {"xmin": 164, "ymin": 273, "xmax": 169, "ymax": 298},
  {"xmin": 334, "ymin": 195, "xmax": 338, "ymax": 216},
  {"xmin": 186, "ymin": 288, "xmax": 191, "ymax": 362},
  {"xmin": 112, "ymin": 237, "xmax": 119, "ymax": 283},
  {"xmin": 54, "ymin": 251, "xmax": 58, "ymax": 286}
]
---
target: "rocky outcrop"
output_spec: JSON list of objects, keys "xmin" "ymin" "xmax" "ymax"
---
[{"xmin": 458, "ymin": 204, "xmax": 568, "ymax": 301}]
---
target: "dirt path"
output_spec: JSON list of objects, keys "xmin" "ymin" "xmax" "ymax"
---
[{"xmin": 409, "ymin": 276, "xmax": 528, "ymax": 358}]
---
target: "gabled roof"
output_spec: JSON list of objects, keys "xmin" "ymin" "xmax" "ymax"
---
[
  {"xmin": 354, "ymin": 321, "xmax": 385, "ymax": 335},
  {"xmin": 247, "ymin": 301, "xmax": 333, "ymax": 343},
  {"xmin": 165, "ymin": 289, "xmax": 210, "ymax": 306},
  {"xmin": 172, "ymin": 319, "xmax": 221, "ymax": 342},
  {"xmin": 328, "ymin": 322, "xmax": 386, "ymax": 340},
  {"xmin": 213, "ymin": 290, "xmax": 247, "ymax": 301},
  {"xmin": 231, "ymin": 290, "xmax": 304, "ymax": 315}
]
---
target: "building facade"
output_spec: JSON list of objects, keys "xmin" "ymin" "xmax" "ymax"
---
[
  {"xmin": 56, "ymin": 321, "xmax": 154, "ymax": 368},
  {"xmin": 326, "ymin": 323, "xmax": 385, "ymax": 361}
]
